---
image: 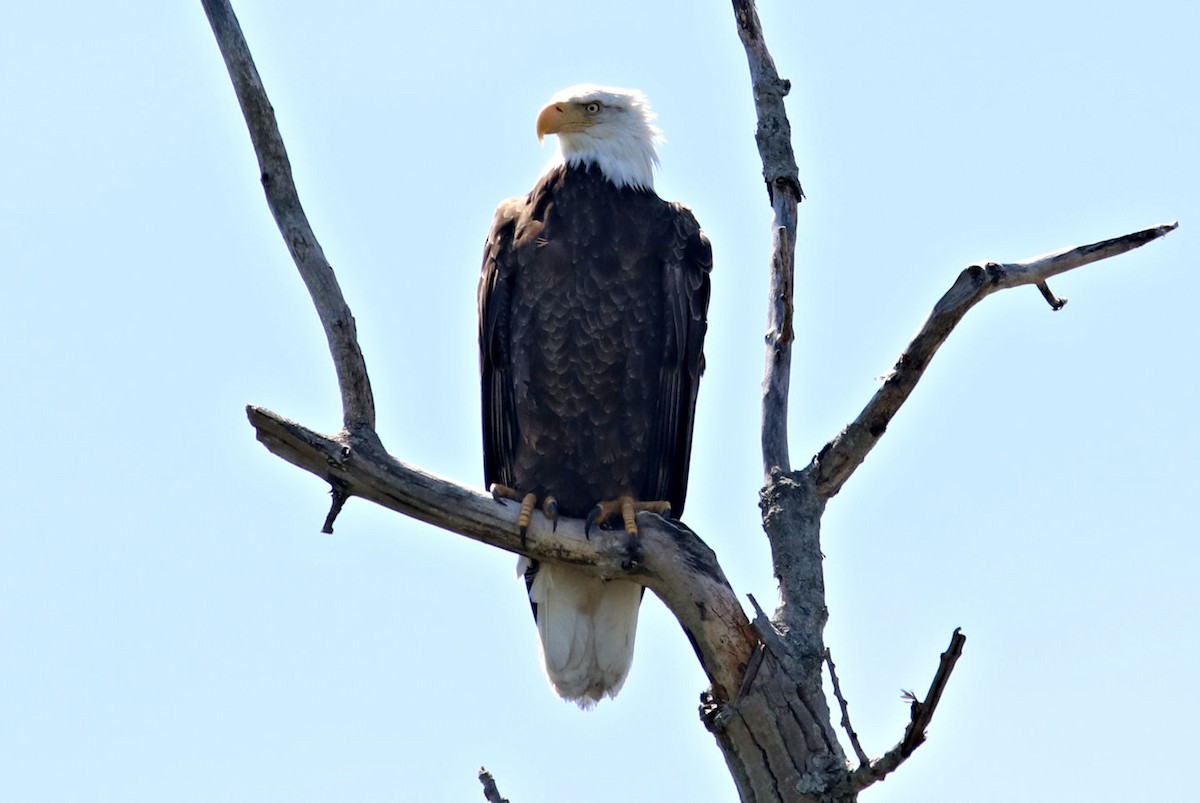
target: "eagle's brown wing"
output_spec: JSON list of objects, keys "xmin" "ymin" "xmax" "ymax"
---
[
  {"xmin": 478, "ymin": 197, "xmax": 522, "ymax": 495},
  {"xmin": 643, "ymin": 204, "xmax": 712, "ymax": 518}
]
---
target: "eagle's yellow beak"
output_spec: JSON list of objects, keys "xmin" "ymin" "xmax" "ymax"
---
[
  {"xmin": 536, "ymin": 102, "xmax": 593, "ymax": 142},
  {"xmin": 536, "ymin": 103, "xmax": 565, "ymax": 143}
]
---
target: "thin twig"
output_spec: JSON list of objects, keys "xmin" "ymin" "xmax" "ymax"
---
[
  {"xmin": 731, "ymin": 0, "xmax": 804, "ymax": 479},
  {"xmin": 321, "ymin": 482, "xmax": 350, "ymax": 534},
  {"xmin": 811, "ymin": 222, "xmax": 1177, "ymax": 499},
  {"xmin": 478, "ymin": 767, "xmax": 510, "ymax": 803},
  {"xmin": 824, "ymin": 648, "xmax": 870, "ymax": 767},
  {"xmin": 896, "ymin": 627, "xmax": 967, "ymax": 756},
  {"xmin": 201, "ymin": 0, "xmax": 376, "ymax": 431},
  {"xmin": 1036, "ymin": 280, "xmax": 1067, "ymax": 310},
  {"xmin": 850, "ymin": 628, "xmax": 968, "ymax": 792}
]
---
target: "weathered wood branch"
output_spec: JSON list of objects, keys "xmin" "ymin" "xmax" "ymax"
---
[
  {"xmin": 850, "ymin": 629, "xmax": 967, "ymax": 792},
  {"xmin": 202, "ymin": 0, "xmax": 375, "ymax": 431},
  {"xmin": 732, "ymin": 0, "xmax": 804, "ymax": 479},
  {"xmin": 247, "ymin": 405, "xmax": 756, "ymax": 701},
  {"xmin": 810, "ymin": 222, "xmax": 1178, "ymax": 500}
]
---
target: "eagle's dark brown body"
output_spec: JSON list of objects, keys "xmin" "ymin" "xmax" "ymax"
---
[
  {"xmin": 479, "ymin": 163, "xmax": 711, "ymax": 518},
  {"xmin": 479, "ymin": 155, "xmax": 710, "ymax": 706}
]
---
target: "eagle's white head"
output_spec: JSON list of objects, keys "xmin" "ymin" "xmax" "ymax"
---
[{"xmin": 536, "ymin": 84, "xmax": 663, "ymax": 191}]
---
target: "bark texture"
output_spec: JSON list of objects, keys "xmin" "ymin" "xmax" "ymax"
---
[
  {"xmin": 705, "ymin": 645, "xmax": 852, "ymax": 803},
  {"xmin": 732, "ymin": 0, "xmax": 804, "ymax": 479}
]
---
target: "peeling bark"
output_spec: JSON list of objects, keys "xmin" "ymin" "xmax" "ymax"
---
[{"xmin": 705, "ymin": 646, "xmax": 851, "ymax": 803}]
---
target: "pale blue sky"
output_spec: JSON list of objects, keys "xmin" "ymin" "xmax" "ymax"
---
[{"xmin": 2, "ymin": 2, "xmax": 1196, "ymax": 801}]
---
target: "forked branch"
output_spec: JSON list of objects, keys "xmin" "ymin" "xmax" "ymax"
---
[
  {"xmin": 809, "ymin": 222, "xmax": 1178, "ymax": 500},
  {"xmin": 850, "ymin": 629, "xmax": 968, "ymax": 792}
]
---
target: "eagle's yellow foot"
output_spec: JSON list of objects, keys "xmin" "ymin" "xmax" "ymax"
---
[
  {"xmin": 585, "ymin": 495, "xmax": 672, "ymax": 537},
  {"xmin": 489, "ymin": 484, "xmax": 558, "ymax": 543}
]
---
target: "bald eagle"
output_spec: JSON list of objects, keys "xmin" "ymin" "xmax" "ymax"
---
[{"xmin": 478, "ymin": 85, "xmax": 712, "ymax": 707}]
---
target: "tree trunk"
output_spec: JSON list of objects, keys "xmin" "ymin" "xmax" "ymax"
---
[
  {"xmin": 701, "ymin": 470, "xmax": 850, "ymax": 803},
  {"xmin": 705, "ymin": 646, "xmax": 851, "ymax": 803}
]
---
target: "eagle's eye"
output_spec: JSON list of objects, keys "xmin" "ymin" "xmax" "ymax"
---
[{"xmin": 583, "ymin": 101, "xmax": 602, "ymax": 115}]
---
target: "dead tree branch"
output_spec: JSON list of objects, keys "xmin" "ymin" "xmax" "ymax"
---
[
  {"xmin": 202, "ymin": 0, "xmax": 375, "ymax": 432},
  {"xmin": 810, "ymin": 221, "xmax": 1178, "ymax": 500},
  {"xmin": 732, "ymin": 0, "xmax": 804, "ymax": 479},
  {"xmin": 850, "ymin": 629, "xmax": 967, "ymax": 792},
  {"xmin": 824, "ymin": 649, "xmax": 870, "ymax": 767},
  {"xmin": 246, "ymin": 405, "xmax": 754, "ymax": 700}
]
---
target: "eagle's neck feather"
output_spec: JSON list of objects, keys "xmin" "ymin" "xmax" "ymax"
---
[{"xmin": 544, "ymin": 132, "xmax": 659, "ymax": 192}]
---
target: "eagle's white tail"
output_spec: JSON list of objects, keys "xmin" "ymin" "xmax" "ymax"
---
[{"xmin": 517, "ymin": 558, "xmax": 642, "ymax": 708}]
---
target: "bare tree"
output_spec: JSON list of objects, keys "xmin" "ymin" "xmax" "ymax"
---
[{"xmin": 201, "ymin": 1, "xmax": 1175, "ymax": 801}]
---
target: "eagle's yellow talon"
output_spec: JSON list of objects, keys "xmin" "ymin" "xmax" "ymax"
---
[{"xmin": 585, "ymin": 495, "xmax": 672, "ymax": 537}]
